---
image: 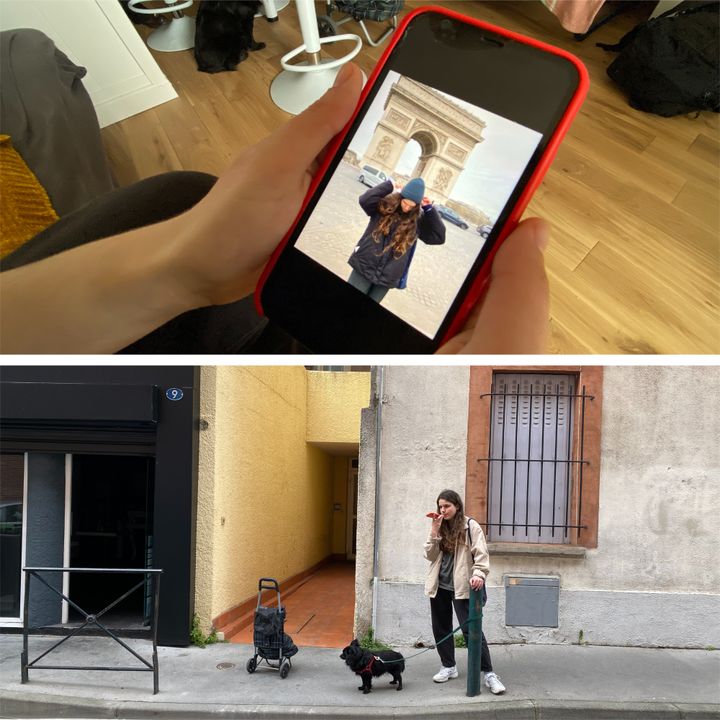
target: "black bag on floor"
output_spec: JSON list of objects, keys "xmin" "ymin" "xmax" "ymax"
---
[
  {"xmin": 598, "ymin": 2, "xmax": 719, "ymax": 117},
  {"xmin": 253, "ymin": 606, "xmax": 298, "ymax": 659}
]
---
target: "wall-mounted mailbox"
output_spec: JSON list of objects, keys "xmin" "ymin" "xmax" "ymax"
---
[{"xmin": 505, "ymin": 575, "xmax": 560, "ymax": 627}]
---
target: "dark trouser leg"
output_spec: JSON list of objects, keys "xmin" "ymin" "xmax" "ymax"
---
[
  {"xmin": 430, "ymin": 589, "xmax": 456, "ymax": 668},
  {"xmin": 348, "ymin": 270, "xmax": 389, "ymax": 304},
  {"xmin": 0, "ymin": 172, "xmax": 300, "ymax": 353},
  {"xmin": 452, "ymin": 596, "xmax": 493, "ymax": 672},
  {"xmin": 348, "ymin": 269, "xmax": 372, "ymax": 293},
  {"xmin": 367, "ymin": 284, "xmax": 389, "ymax": 303}
]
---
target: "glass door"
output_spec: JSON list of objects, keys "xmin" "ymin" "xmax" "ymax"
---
[{"xmin": 0, "ymin": 453, "xmax": 25, "ymax": 622}]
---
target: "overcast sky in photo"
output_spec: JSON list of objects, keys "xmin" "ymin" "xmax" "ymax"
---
[{"xmin": 348, "ymin": 71, "xmax": 542, "ymax": 221}]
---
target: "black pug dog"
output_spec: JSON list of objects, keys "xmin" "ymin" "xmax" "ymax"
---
[
  {"xmin": 340, "ymin": 639, "xmax": 405, "ymax": 694},
  {"xmin": 194, "ymin": 1, "xmax": 265, "ymax": 73}
]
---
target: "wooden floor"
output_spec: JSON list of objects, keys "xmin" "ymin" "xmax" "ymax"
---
[
  {"xmin": 102, "ymin": 1, "xmax": 720, "ymax": 355},
  {"xmin": 230, "ymin": 562, "xmax": 356, "ymax": 648}
]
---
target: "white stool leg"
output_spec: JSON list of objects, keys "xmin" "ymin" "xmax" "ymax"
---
[
  {"xmin": 257, "ymin": 0, "xmax": 291, "ymax": 22},
  {"xmin": 270, "ymin": 0, "xmax": 364, "ymax": 115},
  {"xmin": 128, "ymin": 0, "xmax": 196, "ymax": 52}
]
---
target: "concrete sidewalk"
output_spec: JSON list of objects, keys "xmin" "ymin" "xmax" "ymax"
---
[{"xmin": 1, "ymin": 634, "xmax": 718, "ymax": 719}]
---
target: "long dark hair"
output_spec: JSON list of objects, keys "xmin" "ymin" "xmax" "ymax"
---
[
  {"xmin": 436, "ymin": 489, "xmax": 466, "ymax": 554},
  {"xmin": 371, "ymin": 192, "xmax": 421, "ymax": 259}
]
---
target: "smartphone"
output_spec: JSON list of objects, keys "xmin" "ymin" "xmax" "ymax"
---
[
  {"xmin": 256, "ymin": 5, "xmax": 588, "ymax": 353},
  {"xmin": 426, "ymin": 512, "xmax": 441, "ymax": 519}
]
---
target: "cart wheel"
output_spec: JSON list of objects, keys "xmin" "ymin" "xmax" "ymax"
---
[
  {"xmin": 317, "ymin": 15, "xmax": 338, "ymax": 37},
  {"xmin": 246, "ymin": 657, "xmax": 257, "ymax": 674},
  {"xmin": 279, "ymin": 659, "xmax": 291, "ymax": 678}
]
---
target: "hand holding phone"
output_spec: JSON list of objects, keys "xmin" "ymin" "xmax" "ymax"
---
[
  {"xmin": 256, "ymin": 6, "xmax": 587, "ymax": 353},
  {"xmin": 427, "ymin": 511, "xmax": 443, "ymax": 539}
]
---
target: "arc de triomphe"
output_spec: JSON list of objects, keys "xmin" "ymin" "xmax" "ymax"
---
[{"xmin": 362, "ymin": 76, "xmax": 486, "ymax": 205}]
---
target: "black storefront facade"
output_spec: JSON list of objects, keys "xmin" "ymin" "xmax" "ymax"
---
[{"xmin": 0, "ymin": 367, "xmax": 200, "ymax": 646}]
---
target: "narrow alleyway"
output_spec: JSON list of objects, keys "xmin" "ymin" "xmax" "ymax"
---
[{"xmin": 230, "ymin": 562, "xmax": 355, "ymax": 649}]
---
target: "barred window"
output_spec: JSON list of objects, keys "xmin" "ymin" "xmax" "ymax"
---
[{"xmin": 465, "ymin": 368, "xmax": 602, "ymax": 549}]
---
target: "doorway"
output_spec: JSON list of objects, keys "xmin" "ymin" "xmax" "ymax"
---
[
  {"xmin": 346, "ymin": 459, "xmax": 358, "ymax": 560},
  {"xmin": 69, "ymin": 454, "xmax": 154, "ymax": 627}
]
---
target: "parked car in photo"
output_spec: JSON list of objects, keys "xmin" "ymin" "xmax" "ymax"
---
[
  {"xmin": 477, "ymin": 224, "xmax": 493, "ymax": 239},
  {"xmin": 0, "ymin": 501, "xmax": 22, "ymax": 535},
  {"xmin": 435, "ymin": 204, "xmax": 469, "ymax": 229},
  {"xmin": 358, "ymin": 165, "xmax": 393, "ymax": 188}
]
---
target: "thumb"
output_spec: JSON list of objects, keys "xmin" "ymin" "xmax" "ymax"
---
[
  {"xmin": 468, "ymin": 218, "xmax": 550, "ymax": 354},
  {"xmin": 271, "ymin": 63, "xmax": 363, "ymax": 172}
]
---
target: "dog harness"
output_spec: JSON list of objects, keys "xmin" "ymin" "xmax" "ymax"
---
[{"xmin": 356, "ymin": 655, "xmax": 381, "ymax": 675}]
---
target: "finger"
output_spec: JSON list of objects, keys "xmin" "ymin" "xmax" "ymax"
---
[
  {"xmin": 436, "ymin": 302, "xmax": 483, "ymax": 354},
  {"xmin": 458, "ymin": 218, "xmax": 550, "ymax": 354},
  {"xmin": 270, "ymin": 63, "xmax": 363, "ymax": 173}
]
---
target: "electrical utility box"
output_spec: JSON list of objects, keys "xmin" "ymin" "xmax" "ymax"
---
[{"xmin": 505, "ymin": 576, "xmax": 560, "ymax": 627}]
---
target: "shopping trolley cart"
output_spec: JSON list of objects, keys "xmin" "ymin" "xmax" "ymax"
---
[{"xmin": 246, "ymin": 578, "xmax": 298, "ymax": 679}]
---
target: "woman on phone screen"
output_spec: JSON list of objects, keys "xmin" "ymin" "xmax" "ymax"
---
[
  {"xmin": 424, "ymin": 489, "xmax": 506, "ymax": 693},
  {"xmin": 347, "ymin": 177, "xmax": 445, "ymax": 302}
]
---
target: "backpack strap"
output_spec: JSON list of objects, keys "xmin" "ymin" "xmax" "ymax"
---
[{"xmin": 466, "ymin": 516, "xmax": 478, "ymax": 546}]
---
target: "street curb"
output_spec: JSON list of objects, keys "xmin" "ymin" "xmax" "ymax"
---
[{"xmin": 2, "ymin": 692, "xmax": 719, "ymax": 720}]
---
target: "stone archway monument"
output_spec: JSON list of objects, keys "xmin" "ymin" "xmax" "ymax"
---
[{"xmin": 362, "ymin": 76, "xmax": 486, "ymax": 205}]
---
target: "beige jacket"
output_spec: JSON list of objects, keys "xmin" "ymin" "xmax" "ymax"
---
[{"xmin": 424, "ymin": 518, "xmax": 490, "ymax": 600}]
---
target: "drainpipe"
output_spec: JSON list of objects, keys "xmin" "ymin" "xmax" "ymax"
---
[{"xmin": 371, "ymin": 366, "xmax": 385, "ymax": 636}]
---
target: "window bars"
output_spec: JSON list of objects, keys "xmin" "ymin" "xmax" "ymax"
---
[
  {"xmin": 480, "ymin": 374, "xmax": 593, "ymax": 544},
  {"xmin": 21, "ymin": 567, "xmax": 162, "ymax": 694}
]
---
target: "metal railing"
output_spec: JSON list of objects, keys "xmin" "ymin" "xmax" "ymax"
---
[{"xmin": 22, "ymin": 567, "xmax": 162, "ymax": 694}]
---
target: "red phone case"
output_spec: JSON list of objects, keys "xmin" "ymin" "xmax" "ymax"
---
[
  {"xmin": 426, "ymin": 512, "xmax": 440, "ymax": 519},
  {"xmin": 255, "ymin": 5, "xmax": 589, "ymax": 346}
]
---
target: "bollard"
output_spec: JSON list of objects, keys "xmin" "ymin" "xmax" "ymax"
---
[{"xmin": 466, "ymin": 587, "xmax": 483, "ymax": 696}]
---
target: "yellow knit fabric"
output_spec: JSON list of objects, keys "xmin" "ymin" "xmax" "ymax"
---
[{"xmin": 0, "ymin": 134, "xmax": 59, "ymax": 259}]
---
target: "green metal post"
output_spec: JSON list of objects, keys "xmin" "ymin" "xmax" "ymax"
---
[{"xmin": 466, "ymin": 588, "xmax": 483, "ymax": 696}]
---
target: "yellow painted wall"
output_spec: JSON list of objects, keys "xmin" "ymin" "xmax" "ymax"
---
[
  {"xmin": 195, "ymin": 367, "xmax": 219, "ymax": 631},
  {"xmin": 194, "ymin": 368, "xmax": 369, "ymax": 632},
  {"xmin": 306, "ymin": 371, "xmax": 370, "ymax": 444}
]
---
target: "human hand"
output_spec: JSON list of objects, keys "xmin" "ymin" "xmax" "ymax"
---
[
  {"xmin": 436, "ymin": 218, "xmax": 550, "ymax": 354},
  {"xmin": 470, "ymin": 576, "xmax": 484, "ymax": 591},
  {"xmin": 430, "ymin": 513, "xmax": 443, "ymax": 538},
  {"xmin": 169, "ymin": 63, "xmax": 364, "ymax": 308}
]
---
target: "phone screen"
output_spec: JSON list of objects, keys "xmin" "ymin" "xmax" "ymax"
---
[
  {"xmin": 260, "ymin": 10, "xmax": 583, "ymax": 353},
  {"xmin": 295, "ymin": 69, "xmax": 543, "ymax": 339}
]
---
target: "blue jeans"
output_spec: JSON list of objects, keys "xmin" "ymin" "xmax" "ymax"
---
[{"xmin": 348, "ymin": 269, "xmax": 390, "ymax": 303}]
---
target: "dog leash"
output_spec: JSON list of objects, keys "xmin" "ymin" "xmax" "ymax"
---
[{"xmin": 371, "ymin": 613, "xmax": 481, "ymax": 666}]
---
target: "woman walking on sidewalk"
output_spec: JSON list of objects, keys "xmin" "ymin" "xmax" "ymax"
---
[
  {"xmin": 347, "ymin": 177, "xmax": 445, "ymax": 302},
  {"xmin": 424, "ymin": 489, "xmax": 506, "ymax": 694}
]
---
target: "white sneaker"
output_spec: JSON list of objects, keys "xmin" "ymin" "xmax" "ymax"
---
[
  {"xmin": 484, "ymin": 671, "xmax": 506, "ymax": 694},
  {"xmin": 433, "ymin": 665, "xmax": 459, "ymax": 683}
]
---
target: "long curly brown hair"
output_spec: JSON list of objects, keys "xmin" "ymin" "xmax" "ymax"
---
[
  {"xmin": 437, "ymin": 489, "xmax": 467, "ymax": 554},
  {"xmin": 371, "ymin": 192, "xmax": 421, "ymax": 259}
]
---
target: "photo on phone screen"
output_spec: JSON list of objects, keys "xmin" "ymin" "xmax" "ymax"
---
[{"xmin": 295, "ymin": 70, "xmax": 542, "ymax": 339}]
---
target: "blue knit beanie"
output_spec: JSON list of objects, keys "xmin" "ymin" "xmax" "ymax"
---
[{"xmin": 401, "ymin": 177, "xmax": 425, "ymax": 204}]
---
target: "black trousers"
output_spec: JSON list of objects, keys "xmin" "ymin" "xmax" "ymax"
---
[
  {"xmin": 430, "ymin": 588, "xmax": 493, "ymax": 672},
  {"xmin": 0, "ymin": 171, "xmax": 301, "ymax": 354}
]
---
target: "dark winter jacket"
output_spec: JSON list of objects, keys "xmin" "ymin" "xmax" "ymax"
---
[{"xmin": 348, "ymin": 180, "xmax": 445, "ymax": 289}]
